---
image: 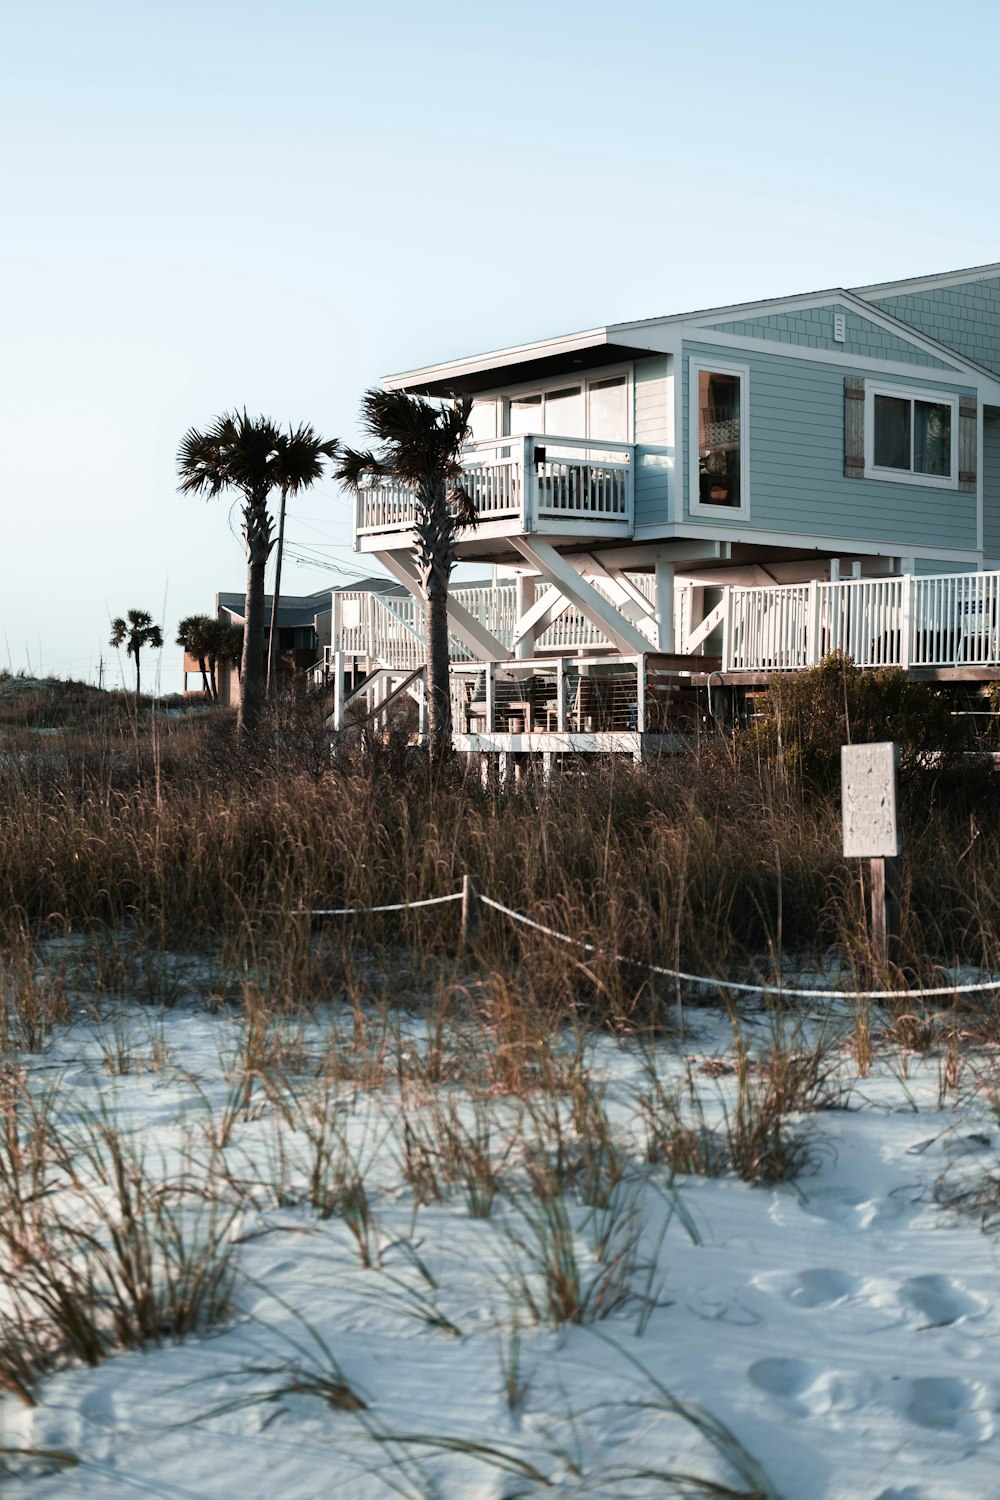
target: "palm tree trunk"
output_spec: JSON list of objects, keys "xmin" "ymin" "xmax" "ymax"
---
[
  {"xmin": 416, "ymin": 480, "xmax": 454, "ymax": 765},
  {"xmin": 134, "ymin": 649, "xmax": 141, "ymax": 698},
  {"xmin": 240, "ymin": 495, "xmax": 272, "ymax": 737},
  {"xmin": 198, "ymin": 655, "xmax": 211, "ymax": 698},
  {"xmin": 425, "ymin": 569, "xmax": 452, "ymax": 764}
]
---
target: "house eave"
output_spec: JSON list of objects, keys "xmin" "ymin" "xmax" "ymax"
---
[{"xmin": 383, "ymin": 332, "xmax": 661, "ymax": 397}]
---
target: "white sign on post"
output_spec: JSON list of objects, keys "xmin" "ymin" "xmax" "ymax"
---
[{"xmin": 841, "ymin": 742, "xmax": 901, "ymax": 859}]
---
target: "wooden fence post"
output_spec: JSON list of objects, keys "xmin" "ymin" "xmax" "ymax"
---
[{"xmin": 869, "ymin": 855, "xmax": 902, "ymax": 968}]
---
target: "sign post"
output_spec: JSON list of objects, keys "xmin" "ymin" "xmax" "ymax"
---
[{"xmin": 841, "ymin": 742, "xmax": 902, "ymax": 968}]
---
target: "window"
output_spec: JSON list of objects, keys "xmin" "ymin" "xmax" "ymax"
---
[
  {"xmin": 467, "ymin": 399, "xmax": 497, "ymax": 445},
  {"xmin": 502, "ymin": 373, "xmax": 629, "ymax": 444},
  {"xmin": 864, "ymin": 384, "xmax": 958, "ymax": 488},
  {"xmin": 690, "ymin": 359, "xmax": 748, "ymax": 516}
]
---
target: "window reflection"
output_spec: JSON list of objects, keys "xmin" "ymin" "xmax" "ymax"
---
[{"xmin": 698, "ymin": 370, "xmax": 741, "ymax": 507}]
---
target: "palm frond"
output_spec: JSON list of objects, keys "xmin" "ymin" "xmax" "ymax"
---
[{"xmin": 333, "ymin": 446, "xmax": 388, "ymax": 492}]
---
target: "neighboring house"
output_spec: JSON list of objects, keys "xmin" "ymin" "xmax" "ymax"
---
[
  {"xmin": 183, "ymin": 581, "xmax": 404, "ymax": 705},
  {"xmin": 330, "ymin": 264, "xmax": 1000, "ymax": 754}
]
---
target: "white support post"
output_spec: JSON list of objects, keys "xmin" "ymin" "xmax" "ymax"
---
[
  {"xmin": 333, "ymin": 649, "xmax": 346, "ymax": 732},
  {"xmin": 806, "ymin": 579, "xmax": 820, "ymax": 666},
  {"xmin": 332, "ymin": 591, "xmax": 343, "ymax": 655},
  {"xmin": 654, "ymin": 561, "xmax": 675, "ymax": 654},
  {"xmin": 634, "ymin": 654, "xmax": 646, "ymax": 733},
  {"xmin": 721, "ymin": 587, "xmax": 734, "ymax": 672},
  {"xmin": 521, "ymin": 435, "xmax": 535, "ymax": 534},
  {"xmin": 514, "ymin": 573, "xmax": 537, "ymax": 660},
  {"xmin": 556, "ymin": 657, "xmax": 566, "ymax": 732},
  {"xmin": 486, "ymin": 661, "xmax": 496, "ymax": 733},
  {"xmin": 687, "ymin": 584, "xmax": 705, "ymax": 651},
  {"xmin": 900, "ymin": 571, "xmax": 914, "ymax": 670}
]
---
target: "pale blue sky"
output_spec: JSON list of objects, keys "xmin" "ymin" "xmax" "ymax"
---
[{"xmin": 3, "ymin": 0, "xmax": 999, "ymax": 691}]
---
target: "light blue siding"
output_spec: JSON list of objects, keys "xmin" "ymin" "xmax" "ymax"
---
[
  {"xmin": 633, "ymin": 356, "xmax": 670, "ymax": 527},
  {"xmin": 984, "ymin": 408, "xmax": 1000, "ymax": 563},
  {"xmin": 703, "ymin": 302, "xmax": 954, "ymax": 368},
  {"xmin": 864, "ymin": 277, "xmax": 1000, "ymax": 376},
  {"xmin": 914, "ymin": 559, "xmax": 972, "ymax": 575},
  {"xmin": 682, "ymin": 340, "xmax": 978, "ymax": 553}
]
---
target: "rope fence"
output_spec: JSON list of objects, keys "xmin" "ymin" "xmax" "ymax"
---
[
  {"xmin": 295, "ymin": 894, "xmax": 463, "ymax": 918},
  {"xmin": 297, "ymin": 880, "xmax": 1000, "ymax": 1004}
]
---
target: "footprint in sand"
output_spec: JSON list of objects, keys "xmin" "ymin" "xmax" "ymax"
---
[
  {"xmin": 747, "ymin": 1357, "xmax": 878, "ymax": 1417},
  {"xmin": 756, "ymin": 1267, "xmax": 860, "ymax": 1309},
  {"xmin": 797, "ymin": 1185, "xmax": 909, "ymax": 1230},
  {"xmin": 904, "ymin": 1376, "xmax": 994, "ymax": 1442},
  {"xmin": 898, "ymin": 1274, "xmax": 988, "ymax": 1329}
]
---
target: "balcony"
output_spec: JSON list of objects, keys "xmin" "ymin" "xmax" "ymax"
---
[
  {"xmin": 724, "ymin": 571, "xmax": 1000, "ymax": 673},
  {"xmin": 354, "ymin": 434, "xmax": 634, "ymax": 551}
]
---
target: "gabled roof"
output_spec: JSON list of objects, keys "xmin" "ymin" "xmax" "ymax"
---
[
  {"xmin": 384, "ymin": 264, "xmax": 1000, "ymax": 396},
  {"xmin": 850, "ymin": 260, "xmax": 1000, "ymax": 299}
]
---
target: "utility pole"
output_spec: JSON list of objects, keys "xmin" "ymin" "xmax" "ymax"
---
[{"xmin": 266, "ymin": 486, "xmax": 288, "ymax": 699}]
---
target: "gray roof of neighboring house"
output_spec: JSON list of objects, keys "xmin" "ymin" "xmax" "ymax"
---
[{"xmin": 217, "ymin": 579, "xmax": 406, "ymax": 629}]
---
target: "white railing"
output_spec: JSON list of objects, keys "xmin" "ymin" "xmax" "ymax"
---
[
  {"xmin": 328, "ymin": 574, "xmax": 662, "ymax": 670},
  {"xmin": 355, "ymin": 433, "xmax": 634, "ymax": 537},
  {"xmin": 724, "ymin": 571, "xmax": 1000, "ymax": 672},
  {"xmin": 911, "ymin": 571, "xmax": 1000, "ymax": 666},
  {"xmin": 335, "ymin": 591, "xmax": 426, "ymax": 672}
]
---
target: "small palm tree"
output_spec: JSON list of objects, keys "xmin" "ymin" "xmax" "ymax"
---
[
  {"xmin": 110, "ymin": 610, "xmax": 163, "ymax": 697},
  {"xmin": 176, "ymin": 615, "xmax": 215, "ymax": 700},
  {"xmin": 177, "ymin": 414, "xmax": 337, "ymax": 737},
  {"xmin": 334, "ymin": 390, "xmax": 474, "ymax": 763},
  {"xmin": 206, "ymin": 619, "xmax": 244, "ymax": 702}
]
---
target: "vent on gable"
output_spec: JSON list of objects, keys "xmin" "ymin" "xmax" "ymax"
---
[{"xmin": 833, "ymin": 312, "xmax": 846, "ymax": 343}]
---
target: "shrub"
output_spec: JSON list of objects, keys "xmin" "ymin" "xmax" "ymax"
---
[{"xmin": 746, "ymin": 650, "xmax": 976, "ymax": 790}]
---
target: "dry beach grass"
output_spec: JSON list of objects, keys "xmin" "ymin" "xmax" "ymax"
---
[{"xmin": 2, "ymin": 676, "xmax": 1000, "ymax": 1493}]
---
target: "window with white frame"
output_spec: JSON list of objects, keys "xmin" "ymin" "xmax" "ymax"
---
[
  {"xmin": 864, "ymin": 384, "xmax": 958, "ymax": 488},
  {"xmin": 690, "ymin": 359, "xmax": 748, "ymax": 516},
  {"xmin": 502, "ymin": 373, "xmax": 629, "ymax": 444}
]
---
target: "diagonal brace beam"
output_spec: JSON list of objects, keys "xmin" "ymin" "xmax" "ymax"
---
[
  {"xmin": 511, "ymin": 582, "xmax": 574, "ymax": 648},
  {"xmin": 510, "ymin": 538, "xmax": 652, "ymax": 655},
  {"xmin": 373, "ymin": 550, "xmax": 510, "ymax": 661}
]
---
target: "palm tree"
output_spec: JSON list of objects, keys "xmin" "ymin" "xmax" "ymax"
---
[
  {"xmin": 177, "ymin": 413, "xmax": 337, "ymax": 737},
  {"xmin": 176, "ymin": 614, "xmax": 215, "ymax": 700},
  {"xmin": 208, "ymin": 619, "xmax": 244, "ymax": 702},
  {"xmin": 110, "ymin": 610, "xmax": 163, "ymax": 697},
  {"xmin": 334, "ymin": 390, "xmax": 474, "ymax": 763}
]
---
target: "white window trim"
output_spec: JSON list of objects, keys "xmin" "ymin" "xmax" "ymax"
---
[
  {"xmin": 863, "ymin": 381, "xmax": 959, "ymax": 491},
  {"xmin": 496, "ymin": 365, "xmax": 634, "ymax": 442},
  {"xmin": 689, "ymin": 357, "xmax": 750, "ymax": 520}
]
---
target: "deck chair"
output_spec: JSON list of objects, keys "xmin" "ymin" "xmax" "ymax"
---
[{"xmin": 544, "ymin": 667, "xmax": 581, "ymax": 731}]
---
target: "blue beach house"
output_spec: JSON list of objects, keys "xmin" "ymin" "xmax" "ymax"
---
[{"xmin": 326, "ymin": 263, "xmax": 1000, "ymax": 751}]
